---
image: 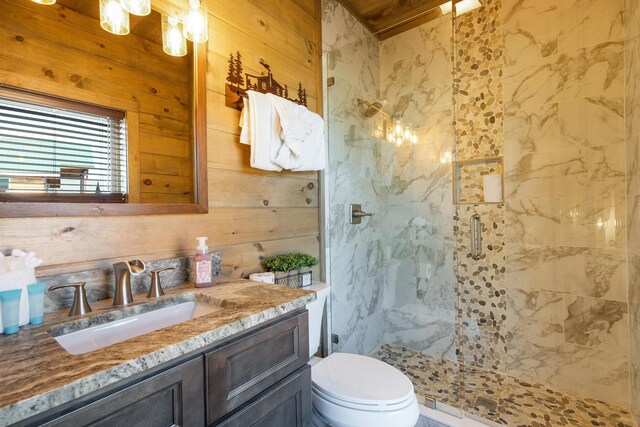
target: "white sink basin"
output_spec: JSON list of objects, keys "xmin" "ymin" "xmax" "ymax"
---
[{"xmin": 53, "ymin": 300, "xmax": 217, "ymax": 355}]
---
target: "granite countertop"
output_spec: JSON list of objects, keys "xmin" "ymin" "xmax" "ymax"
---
[{"xmin": 0, "ymin": 277, "xmax": 315, "ymax": 426}]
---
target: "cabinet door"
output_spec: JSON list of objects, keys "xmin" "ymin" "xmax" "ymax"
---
[
  {"xmin": 43, "ymin": 357, "xmax": 205, "ymax": 427},
  {"xmin": 215, "ymin": 365, "xmax": 311, "ymax": 427},
  {"xmin": 205, "ymin": 311, "xmax": 309, "ymax": 425}
]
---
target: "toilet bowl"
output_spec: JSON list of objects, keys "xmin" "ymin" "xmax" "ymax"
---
[{"xmin": 305, "ymin": 283, "xmax": 419, "ymax": 427}]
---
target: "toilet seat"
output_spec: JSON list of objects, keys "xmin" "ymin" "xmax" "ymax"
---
[{"xmin": 311, "ymin": 353, "xmax": 416, "ymax": 410}]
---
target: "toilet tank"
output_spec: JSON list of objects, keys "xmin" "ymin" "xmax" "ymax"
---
[{"xmin": 305, "ymin": 282, "xmax": 330, "ymax": 357}]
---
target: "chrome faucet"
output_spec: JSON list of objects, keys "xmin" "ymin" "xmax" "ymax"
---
[{"xmin": 112, "ymin": 260, "xmax": 146, "ymax": 306}]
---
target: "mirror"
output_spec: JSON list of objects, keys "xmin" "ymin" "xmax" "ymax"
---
[{"xmin": 0, "ymin": 0, "xmax": 207, "ymax": 217}]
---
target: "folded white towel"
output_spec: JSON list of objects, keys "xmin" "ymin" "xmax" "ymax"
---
[
  {"xmin": 268, "ymin": 94, "xmax": 326, "ymax": 171},
  {"xmin": 240, "ymin": 91, "xmax": 283, "ymax": 171}
]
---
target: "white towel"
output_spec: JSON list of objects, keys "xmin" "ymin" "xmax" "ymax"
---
[
  {"xmin": 239, "ymin": 91, "xmax": 283, "ymax": 171},
  {"xmin": 268, "ymin": 94, "xmax": 326, "ymax": 171}
]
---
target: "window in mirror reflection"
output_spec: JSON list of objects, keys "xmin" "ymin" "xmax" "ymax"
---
[{"xmin": 0, "ymin": 88, "xmax": 128, "ymax": 203}]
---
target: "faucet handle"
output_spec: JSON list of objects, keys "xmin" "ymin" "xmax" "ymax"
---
[
  {"xmin": 49, "ymin": 282, "xmax": 92, "ymax": 317},
  {"xmin": 148, "ymin": 267, "xmax": 175, "ymax": 298}
]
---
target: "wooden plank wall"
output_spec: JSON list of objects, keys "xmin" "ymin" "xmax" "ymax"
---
[
  {"xmin": 0, "ymin": 0, "xmax": 321, "ymax": 278},
  {"xmin": 0, "ymin": 1, "xmax": 195, "ymax": 203}
]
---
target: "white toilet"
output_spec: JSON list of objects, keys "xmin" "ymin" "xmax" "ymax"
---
[{"xmin": 306, "ymin": 282, "xmax": 420, "ymax": 427}]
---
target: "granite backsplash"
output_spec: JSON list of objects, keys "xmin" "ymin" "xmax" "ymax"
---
[{"xmin": 40, "ymin": 252, "xmax": 222, "ymax": 313}]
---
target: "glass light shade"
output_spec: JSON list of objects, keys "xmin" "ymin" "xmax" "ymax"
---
[
  {"xmin": 455, "ymin": 0, "xmax": 481, "ymax": 14},
  {"xmin": 183, "ymin": 0, "xmax": 208, "ymax": 43},
  {"xmin": 162, "ymin": 15, "xmax": 187, "ymax": 57},
  {"xmin": 440, "ymin": 0, "xmax": 481, "ymax": 15},
  {"xmin": 119, "ymin": 0, "xmax": 150, "ymax": 16},
  {"xmin": 31, "ymin": 0, "xmax": 57, "ymax": 4},
  {"xmin": 393, "ymin": 119, "xmax": 403, "ymax": 136},
  {"xmin": 404, "ymin": 125, "xmax": 412, "ymax": 139},
  {"xmin": 439, "ymin": 1, "xmax": 453, "ymax": 14},
  {"xmin": 100, "ymin": 0, "xmax": 130, "ymax": 35},
  {"xmin": 411, "ymin": 131, "xmax": 418, "ymax": 144}
]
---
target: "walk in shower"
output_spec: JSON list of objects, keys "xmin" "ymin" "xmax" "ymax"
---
[{"xmin": 322, "ymin": 0, "xmax": 639, "ymax": 425}]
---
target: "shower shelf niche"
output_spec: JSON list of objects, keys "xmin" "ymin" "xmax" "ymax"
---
[{"xmin": 453, "ymin": 156, "xmax": 504, "ymax": 205}]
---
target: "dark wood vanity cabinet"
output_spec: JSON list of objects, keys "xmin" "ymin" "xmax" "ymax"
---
[
  {"xmin": 42, "ymin": 358, "xmax": 205, "ymax": 427},
  {"xmin": 18, "ymin": 310, "xmax": 311, "ymax": 427},
  {"xmin": 205, "ymin": 311, "xmax": 309, "ymax": 425}
]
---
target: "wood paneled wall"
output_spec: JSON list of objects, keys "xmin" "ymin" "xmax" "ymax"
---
[
  {"xmin": 0, "ymin": 0, "xmax": 195, "ymax": 203},
  {"xmin": 0, "ymin": 0, "xmax": 321, "ymax": 278}
]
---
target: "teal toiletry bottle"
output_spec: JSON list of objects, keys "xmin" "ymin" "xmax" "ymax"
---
[{"xmin": 194, "ymin": 237, "xmax": 212, "ymax": 288}]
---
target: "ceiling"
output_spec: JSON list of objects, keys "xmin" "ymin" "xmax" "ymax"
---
[{"xmin": 338, "ymin": 0, "xmax": 448, "ymax": 40}]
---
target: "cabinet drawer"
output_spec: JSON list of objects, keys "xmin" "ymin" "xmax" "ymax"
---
[
  {"xmin": 41, "ymin": 357, "xmax": 205, "ymax": 427},
  {"xmin": 215, "ymin": 365, "xmax": 312, "ymax": 427},
  {"xmin": 205, "ymin": 310, "xmax": 309, "ymax": 425}
]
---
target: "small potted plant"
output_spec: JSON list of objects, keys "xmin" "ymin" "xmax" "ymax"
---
[
  {"xmin": 262, "ymin": 253, "xmax": 317, "ymax": 287},
  {"xmin": 262, "ymin": 253, "xmax": 301, "ymax": 285}
]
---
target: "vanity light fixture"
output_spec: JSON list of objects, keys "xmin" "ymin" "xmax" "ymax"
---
[
  {"xmin": 440, "ymin": 0, "xmax": 481, "ymax": 15},
  {"xmin": 31, "ymin": 0, "xmax": 56, "ymax": 4},
  {"xmin": 162, "ymin": 15, "xmax": 187, "ymax": 57},
  {"xmin": 100, "ymin": 0, "xmax": 130, "ymax": 35},
  {"xmin": 183, "ymin": 0, "xmax": 208, "ymax": 43},
  {"xmin": 119, "ymin": 0, "xmax": 151, "ymax": 16}
]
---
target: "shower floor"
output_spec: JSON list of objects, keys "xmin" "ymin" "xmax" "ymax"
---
[{"xmin": 372, "ymin": 344, "xmax": 633, "ymax": 427}]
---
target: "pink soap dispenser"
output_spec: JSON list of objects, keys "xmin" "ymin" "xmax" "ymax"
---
[{"xmin": 194, "ymin": 236, "xmax": 212, "ymax": 288}]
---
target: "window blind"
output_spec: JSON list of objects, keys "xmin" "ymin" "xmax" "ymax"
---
[{"xmin": 0, "ymin": 88, "xmax": 128, "ymax": 203}]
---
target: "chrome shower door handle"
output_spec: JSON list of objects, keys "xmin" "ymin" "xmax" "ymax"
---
[{"xmin": 470, "ymin": 213, "xmax": 482, "ymax": 260}]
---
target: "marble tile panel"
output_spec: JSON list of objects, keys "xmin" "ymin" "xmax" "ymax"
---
[
  {"xmin": 505, "ymin": 198, "xmax": 562, "ymax": 245},
  {"xmin": 506, "ymin": 288, "xmax": 564, "ymax": 343},
  {"xmin": 507, "ymin": 332, "xmax": 629, "ymax": 406},
  {"xmin": 505, "ymin": 244, "xmax": 627, "ymax": 300},
  {"xmin": 504, "ymin": 150, "xmax": 565, "ymax": 199},
  {"xmin": 505, "ymin": 145, "xmax": 626, "ymax": 199},
  {"xmin": 560, "ymin": 144, "xmax": 626, "ymax": 198},
  {"xmin": 564, "ymin": 295, "xmax": 629, "ymax": 354},
  {"xmin": 501, "ymin": 0, "xmax": 559, "ymax": 68},
  {"xmin": 503, "ymin": 102, "xmax": 561, "ymax": 156},
  {"xmin": 558, "ymin": 96, "xmax": 624, "ymax": 148},
  {"xmin": 558, "ymin": 0, "xmax": 624, "ymax": 53},
  {"xmin": 560, "ymin": 196, "xmax": 626, "ymax": 249},
  {"xmin": 330, "ymin": 269, "xmax": 385, "ymax": 354},
  {"xmin": 384, "ymin": 305, "xmax": 457, "ymax": 361},
  {"xmin": 503, "ymin": 42, "xmax": 624, "ymax": 109}
]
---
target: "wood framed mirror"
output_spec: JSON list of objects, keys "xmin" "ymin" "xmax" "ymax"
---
[{"xmin": 0, "ymin": 0, "xmax": 207, "ymax": 217}]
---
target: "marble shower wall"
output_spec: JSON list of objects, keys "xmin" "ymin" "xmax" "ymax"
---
[
  {"xmin": 500, "ymin": 0, "xmax": 630, "ymax": 406},
  {"xmin": 625, "ymin": 0, "xmax": 640, "ymax": 424},
  {"xmin": 322, "ymin": 0, "xmax": 386, "ymax": 355},
  {"xmin": 378, "ymin": 16, "xmax": 458, "ymax": 361}
]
